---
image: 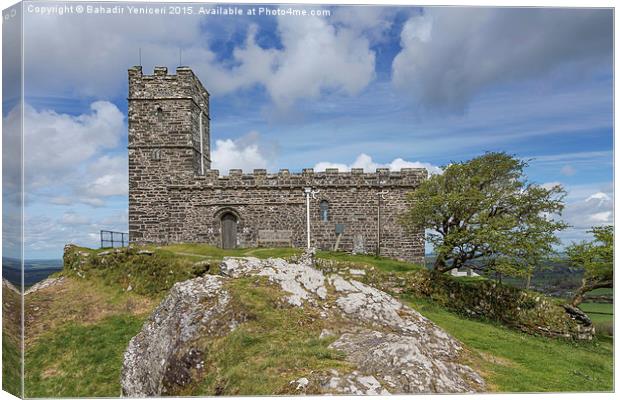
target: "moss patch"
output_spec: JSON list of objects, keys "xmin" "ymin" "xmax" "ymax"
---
[{"xmin": 62, "ymin": 245, "xmax": 212, "ymax": 298}]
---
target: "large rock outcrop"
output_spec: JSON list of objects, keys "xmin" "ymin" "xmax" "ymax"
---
[
  {"xmin": 120, "ymin": 275, "xmax": 234, "ymax": 396},
  {"xmin": 121, "ymin": 251, "xmax": 484, "ymax": 396}
]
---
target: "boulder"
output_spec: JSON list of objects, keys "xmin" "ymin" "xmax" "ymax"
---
[
  {"xmin": 24, "ymin": 277, "xmax": 65, "ymax": 295},
  {"xmin": 120, "ymin": 275, "xmax": 234, "ymax": 396},
  {"xmin": 120, "ymin": 252, "xmax": 484, "ymax": 396}
]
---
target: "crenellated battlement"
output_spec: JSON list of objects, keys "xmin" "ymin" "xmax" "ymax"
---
[
  {"xmin": 128, "ymin": 65, "xmax": 210, "ymax": 110},
  {"xmin": 171, "ymin": 167, "xmax": 427, "ymax": 189}
]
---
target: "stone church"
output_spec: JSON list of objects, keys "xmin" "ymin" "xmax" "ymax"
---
[{"xmin": 128, "ymin": 66, "xmax": 426, "ymax": 263}]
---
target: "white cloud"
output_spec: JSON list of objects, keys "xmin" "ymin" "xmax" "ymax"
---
[
  {"xmin": 392, "ymin": 8, "xmax": 612, "ymax": 112},
  {"xmin": 536, "ymin": 183, "xmax": 613, "ymax": 239},
  {"xmin": 265, "ymin": 16, "xmax": 376, "ymax": 108},
  {"xmin": 559, "ymin": 187, "xmax": 613, "ymax": 244},
  {"xmin": 331, "ymin": 6, "xmax": 398, "ymax": 42},
  {"xmin": 314, "ymin": 153, "xmax": 441, "ymax": 175},
  {"xmin": 82, "ymin": 155, "xmax": 128, "ymax": 197},
  {"xmin": 50, "ymin": 196, "xmax": 73, "ymax": 206},
  {"xmin": 60, "ymin": 212, "xmax": 91, "ymax": 226},
  {"xmin": 211, "ymin": 131, "xmax": 276, "ymax": 173},
  {"xmin": 24, "ymin": 12, "xmax": 377, "ymax": 109},
  {"xmin": 100, "ymin": 211, "xmax": 129, "ymax": 226},
  {"xmin": 3, "ymin": 102, "xmax": 127, "ymax": 208},
  {"xmin": 22, "ymin": 101, "xmax": 124, "ymax": 189},
  {"xmin": 24, "ymin": 12, "xmax": 204, "ymax": 98},
  {"xmin": 195, "ymin": 17, "xmax": 376, "ymax": 108},
  {"xmin": 586, "ymin": 192, "xmax": 610, "ymax": 203},
  {"xmin": 24, "ymin": 211, "xmax": 129, "ymax": 257}
]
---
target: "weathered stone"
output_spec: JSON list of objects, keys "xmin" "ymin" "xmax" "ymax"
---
[
  {"xmin": 2, "ymin": 278, "xmax": 19, "ymax": 294},
  {"xmin": 329, "ymin": 330, "xmax": 483, "ymax": 393},
  {"xmin": 120, "ymin": 275, "xmax": 233, "ymax": 397},
  {"xmin": 128, "ymin": 66, "xmax": 426, "ymax": 263},
  {"xmin": 220, "ymin": 256, "xmax": 327, "ymax": 306},
  {"xmin": 317, "ymin": 371, "xmax": 390, "ymax": 395},
  {"xmin": 24, "ymin": 277, "xmax": 65, "ymax": 295},
  {"xmin": 562, "ymin": 304, "xmax": 593, "ymax": 325},
  {"xmin": 349, "ymin": 268, "xmax": 366, "ymax": 276},
  {"xmin": 121, "ymin": 252, "xmax": 484, "ymax": 396}
]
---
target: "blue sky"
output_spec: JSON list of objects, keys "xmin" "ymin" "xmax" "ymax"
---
[{"xmin": 2, "ymin": 3, "xmax": 613, "ymax": 259}]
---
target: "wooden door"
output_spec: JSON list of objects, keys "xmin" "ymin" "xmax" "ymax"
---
[{"xmin": 221, "ymin": 213, "xmax": 237, "ymax": 249}]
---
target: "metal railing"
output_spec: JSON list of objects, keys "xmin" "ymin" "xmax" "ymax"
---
[{"xmin": 100, "ymin": 230, "xmax": 128, "ymax": 248}]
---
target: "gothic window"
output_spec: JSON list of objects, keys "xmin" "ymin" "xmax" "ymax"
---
[
  {"xmin": 155, "ymin": 106, "xmax": 164, "ymax": 122},
  {"xmin": 151, "ymin": 148, "xmax": 161, "ymax": 161},
  {"xmin": 320, "ymin": 200, "xmax": 329, "ymax": 222}
]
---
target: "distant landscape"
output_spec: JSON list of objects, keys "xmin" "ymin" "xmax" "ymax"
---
[{"xmin": 3, "ymin": 257, "xmax": 63, "ymax": 288}]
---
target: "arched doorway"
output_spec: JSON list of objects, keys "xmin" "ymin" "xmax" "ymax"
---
[{"xmin": 221, "ymin": 212, "xmax": 238, "ymax": 249}]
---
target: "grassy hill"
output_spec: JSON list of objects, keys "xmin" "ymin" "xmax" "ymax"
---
[
  {"xmin": 2, "ymin": 280, "xmax": 22, "ymax": 397},
  {"xmin": 21, "ymin": 244, "xmax": 613, "ymax": 396}
]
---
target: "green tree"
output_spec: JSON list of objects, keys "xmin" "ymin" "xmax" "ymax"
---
[
  {"xmin": 400, "ymin": 152, "xmax": 568, "ymax": 278},
  {"xmin": 566, "ymin": 225, "xmax": 613, "ymax": 307}
]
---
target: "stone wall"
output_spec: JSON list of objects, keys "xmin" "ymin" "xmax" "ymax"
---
[
  {"xmin": 128, "ymin": 66, "xmax": 427, "ymax": 264},
  {"xmin": 128, "ymin": 66, "xmax": 210, "ymax": 243},
  {"xmin": 165, "ymin": 168, "xmax": 426, "ymax": 263}
]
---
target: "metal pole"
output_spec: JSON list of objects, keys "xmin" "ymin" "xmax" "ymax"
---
[
  {"xmin": 377, "ymin": 196, "xmax": 381, "ymax": 256},
  {"xmin": 304, "ymin": 187, "xmax": 320, "ymax": 249},
  {"xmin": 199, "ymin": 111, "xmax": 204, "ymax": 175},
  {"xmin": 305, "ymin": 188, "xmax": 311, "ymax": 249},
  {"xmin": 376, "ymin": 191, "xmax": 389, "ymax": 257}
]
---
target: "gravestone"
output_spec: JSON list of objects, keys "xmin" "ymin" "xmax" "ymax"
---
[{"xmin": 352, "ymin": 234, "xmax": 365, "ymax": 254}]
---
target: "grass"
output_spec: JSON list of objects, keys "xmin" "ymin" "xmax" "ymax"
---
[
  {"xmin": 183, "ymin": 277, "xmax": 350, "ymax": 396},
  {"xmin": 401, "ymin": 295, "xmax": 613, "ymax": 392},
  {"xmin": 23, "ymin": 245, "xmax": 614, "ymax": 395},
  {"xmin": 62, "ymin": 246, "xmax": 212, "ymax": 298},
  {"xmin": 2, "ymin": 281, "xmax": 22, "ymax": 397},
  {"xmin": 315, "ymin": 250, "xmax": 423, "ymax": 272},
  {"xmin": 587, "ymin": 288, "xmax": 613, "ymax": 296},
  {"xmin": 24, "ymin": 315, "xmax": 145, "ymax": 397},
  {"xmin": 63, "ymin": 244, "xmax": 305, "ymax": 297},
  {"xmin": 25, "ymin": 277, "xmax": 155, "ymax": 345},
  {"xmin": 579, "ymin": 302, "xmax": 613, "ymax": 337},
  {"xmin": 156, "ymin": 243, "xmax": 302, "ymax": 261},
  {"xmin": 159, "ymin": 244, "xmax": 425, "ymax": 273},
  {"xmin": 22, "ymin": 275, "xmax": 158, "ymax": 397},
  {"xmin": 2, "ymin": 333, "xmax": 21, "ymax": 397},
  {"xmin": 579, "ymin": 302, "xmax": 613, "ymax": 317}
]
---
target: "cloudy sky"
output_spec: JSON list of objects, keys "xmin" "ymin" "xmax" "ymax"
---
[{"xmin": 3, "ymin": 3, "xmax": 613, "ymax": 259}]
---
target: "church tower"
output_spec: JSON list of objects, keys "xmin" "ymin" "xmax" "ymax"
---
[{"xmin": 127, "ymin": 65, "xmax": 210, "ymax": 243}]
